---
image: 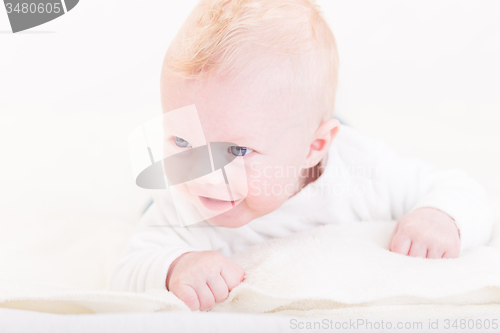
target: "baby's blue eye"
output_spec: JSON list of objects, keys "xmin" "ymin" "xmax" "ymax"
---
[
  {"xmin": 174, "ymin": 136, "xmax": 191, "ymax": 148},
  {"xmin": 228, "ymin": 146, "xmax": 253, "ymax": 157}
]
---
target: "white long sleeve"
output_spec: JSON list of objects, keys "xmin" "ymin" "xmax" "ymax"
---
[
  {"xmin": 109, "ymin": 124, "xmax": 494, "ymax": 292},
  {"xmin": 108, "ymin": 197, "xmax": 205, "ymax": 292},
  {"xmin": 370, "ymin": 137, "xmax": 494, "ymax": 253}
]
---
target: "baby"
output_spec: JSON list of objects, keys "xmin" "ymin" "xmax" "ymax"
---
[{"xmin": 110, "ymin": 0, "xmax": 494, "ymax": 311}]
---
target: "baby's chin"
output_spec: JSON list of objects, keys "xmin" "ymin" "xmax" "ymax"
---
[{"xmin": 204, "ymin": 204, "xmax": 252, "ymax": 228}]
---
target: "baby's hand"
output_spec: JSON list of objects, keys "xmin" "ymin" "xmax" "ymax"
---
[
  {"xmin": 166, "ymin": 251, "xmax": 245, "ymax": 311},
  {"xmin": 388, "ymin": 207, "xmax": 460, "ymax": 259}
]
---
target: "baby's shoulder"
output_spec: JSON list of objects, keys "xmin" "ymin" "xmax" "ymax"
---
[
  {"xmin": 332, "ymin": 124, "xmax": 378, "ymax": 158},
  {"xmin": 331, "ymin": 124, "xmax": 404, "ymax": 176}
]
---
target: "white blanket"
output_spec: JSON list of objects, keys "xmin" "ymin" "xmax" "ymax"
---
[{"xmin": 1, "ymin": 216, "xmax": 500, "ymax": 320}]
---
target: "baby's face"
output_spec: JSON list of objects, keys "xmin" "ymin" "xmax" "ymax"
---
[{"xmin": 161, "ymin": 67, "xmax": 316, "ymax": 228}]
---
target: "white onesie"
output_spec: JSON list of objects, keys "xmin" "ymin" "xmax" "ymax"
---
[{"xmin": 109, "ymin": 124, "xmax": 494, "ymax": 293}]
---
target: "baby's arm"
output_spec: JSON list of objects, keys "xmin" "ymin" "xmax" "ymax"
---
[
  {"xmin": 108, "ymin": 197, "xmax": 244, "ymax": 310},
  {"xmin": 372, "ymin": 139, "xmax": 494, "ymax": 257}
]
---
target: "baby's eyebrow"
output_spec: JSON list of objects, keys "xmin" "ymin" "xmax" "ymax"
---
[
  {"xmin": 213, "ymin": 130, "xmax": 261, "ymax": 145},
  {"xmin": 211, "ymin": 138, "xmax": 257, "ymax": 149}
]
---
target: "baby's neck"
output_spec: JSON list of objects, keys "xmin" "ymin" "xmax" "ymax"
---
[
  {"xmin": 292, "ymin": 158, "xmax": 326, "ymax": 198},
  {"xmin": 302, "ymin": 163, "xmax": 321, "ymax": 187}
]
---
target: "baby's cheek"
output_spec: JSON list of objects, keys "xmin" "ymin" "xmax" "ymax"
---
[
  {"xmin": 244, "ymin": 190, "xmax": 286, "ymax": 215},
  {"xmin": 246, "ymin": 175, "xmax": 293, "ymax": 207},
  {"xmin": 222, "ymin": 157, "xmax": 250, "ymax": 198},
  {"xmin": 246, "ymin": 174, "xmax": 269, "ymax": 199},
  {"xmin": 244, "ymin": 160, "xmax": 300, "ymax": 203}
]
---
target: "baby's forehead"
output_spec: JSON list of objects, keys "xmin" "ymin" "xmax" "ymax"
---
[
  {"xmin": 160, "ymin": 55, "xmax": 320, "ymax": 147},
  {"xmin": 162, "ymin": 87, "xmax": 286, "ymax": 144},
  {"xmin": 163, "ymin": 65, "xmax": 308, "ymax": 122}
]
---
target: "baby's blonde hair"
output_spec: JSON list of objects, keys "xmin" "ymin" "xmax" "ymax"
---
[{"xmin": 163, "ymin": 0, "xmax": 339, "ymax": 121}]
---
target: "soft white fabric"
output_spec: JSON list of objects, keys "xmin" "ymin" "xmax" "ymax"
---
[
  {"xmin": 217, "ymin": 218, "xmax": 500, "ymax": 318},
  {"xmin": 0, "ymin": 308, "xmax": 296, "ymax": 333},
  {"xmin": 0, "ymin": 214, "xmax": 499, "ymax": 320},
  {"xmin": 109, "ymin": 124, "xmax": 495, "ymax": 293}
]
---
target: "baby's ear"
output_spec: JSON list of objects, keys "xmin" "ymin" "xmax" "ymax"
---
[{"xmin": 303, "ymin": 118, "xmax": 340, "ymax": 169}]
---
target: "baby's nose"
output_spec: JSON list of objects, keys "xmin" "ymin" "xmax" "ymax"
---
[{"xmin": 192, "ymin": 169, "xmax": 226, "ymax": 186}]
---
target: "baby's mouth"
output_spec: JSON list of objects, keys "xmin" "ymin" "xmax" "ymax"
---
[{"xmin": 197, "ymin": 195, "xmax": 242, "ymax": 211}]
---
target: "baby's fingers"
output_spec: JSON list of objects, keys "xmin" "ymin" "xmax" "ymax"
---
[
  {"xmin": 426, "ymin": 247, "xmax": 444, "ymax": 259},
  {"xmin": 442, "ymin": 244, "xmax": 460, "ymax": 258},
  {"xmin": 174, "ymin": 285, "xmax": 200, "ymax": 311},
  {"xmin": 408, "ymin": 242, "xmax": 427, "ymax": 258},
  {"xmin": 221, "ymin": 262, "xmax": 245, "ymax": 291},
  {"xmin": 195, "ymin": 284, "xmax": 215, "ymax": 311},
  {"xmin": 207, "ymin": 274, "xmax": 229, "ymax": 303},
  {"xmin": 389, "ymin": 234, "xmax": 411, "ymax": 255}
]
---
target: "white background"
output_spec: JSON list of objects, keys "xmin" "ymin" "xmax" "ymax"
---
[{"xmin": 1, "ymin": 0, "xmax": 499, "ymax": 225}]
